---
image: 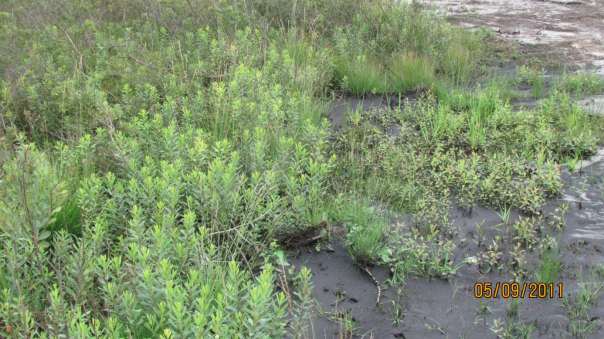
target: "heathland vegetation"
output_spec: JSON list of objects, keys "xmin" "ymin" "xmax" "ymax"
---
[{"xmin": 1, "ymin": 0, "xmax": 603, "ymax": 337}]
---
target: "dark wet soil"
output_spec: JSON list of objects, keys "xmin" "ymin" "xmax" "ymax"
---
[
  {"xmin": 289, "ymin": 194, "xmax": 604, "ymax": 338},
  {"xmin": 559, "ymin": 160, "xmax": 604, "ymax": 272},
  {"xmin": 290, "ymin": 164, "xmax": 604, "ymax": 337},
  {"xmin": 292, "ymin": 100, "xmax": 604, "ymax": 338},
  {"xmin": 299, "ymin": 2, "xmax": 604, "ymax": 337},
  {"xmin": 290, "ymin": 243, "xmax": 399, "ymax": 338}
]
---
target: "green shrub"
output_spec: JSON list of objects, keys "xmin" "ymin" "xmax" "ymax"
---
[
  {"xmin": 0, "ymin": 147, "xmax": 291, "ymax": 336},
  {"xmin": 0, "ymin": 144, "xmax": 67, "ymax": 253}
]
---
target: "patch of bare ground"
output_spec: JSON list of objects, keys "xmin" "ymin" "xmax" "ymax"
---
[{"xmin": 423, "ymin": 0, "xmax": 604, "ymax": 73}]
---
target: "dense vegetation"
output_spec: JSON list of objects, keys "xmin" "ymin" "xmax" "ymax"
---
[{"xmin": 0, "ymin": 0, "xmax": 602, "ymax": 337}]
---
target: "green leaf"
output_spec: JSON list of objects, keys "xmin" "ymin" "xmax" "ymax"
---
[{"xmin": 39, "ymin": 230, "xmax": 52, "ymax": 241}]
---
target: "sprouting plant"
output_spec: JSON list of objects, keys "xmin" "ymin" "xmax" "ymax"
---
[
  {"xmin": 564, "ymin": 280, "xmax": 603, "ymax": 338},
  {"xmin": 478, "ymin": 237, "xmax": 504, "ymax": 273},
  {"xmin": 473, "ymin": 221, "xmax": 487, "ymax": 249},
  {"xmin": 490, "ymin": 317, "xmax": 535, "ymax": 339},
  {"xmin": 546, "ymin": 203, "xmax": 569, "ymax": 231},
  {"xmin": 566, "ymin": 155, "xmax": 581, "ymax": 172},
  {"xmin": 512, "ymin": 217, "xmax": 539, "ymax": 249},
  {"xmin": 490, "ymin": 299, "xmax": 535, "ymax": 339},
  {"xmin": 518, "ymin": 65, "xmax": 546, "ymax": 98},
  {"xmin": 535, "ymin": 243, "xmax": 562, "ymax": 283},
  {"xmin": 497, "ymin": 208, "xmax": 512, "ymax": 225},
  {"xmin": 475, "ymin": 301, "xmax": 492, "ymax": 328},
  {"xmin": 336, "ymin": 310, "xmax": 356, "ymax": 339},
  {"xmin": 389, "ymin": 230, "xmax": 458, "ymax": 279},
  {"xmin": 509, "ymin": 242, "xmax": 529, "ymax": 279},
  {"xmin": 327, "ymin": 288, "xmax": 357, "ymax": 339},
  {"xmin": 390, "ymin": 286, "xmax": 405, "ymax": 327},
  {"xmin": 290, "ymin": 267, "xmax": 315, "ymax": 339},
  {"xmin": 555, "ymin": 72, "xmax": 604, "ymax": 96},
  {"xmin": 338, "ymin": 198, "xmax": 388, "ymax": 265}
]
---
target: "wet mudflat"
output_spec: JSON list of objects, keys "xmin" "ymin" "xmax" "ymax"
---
[
  {"xmin": 422, "ymin": 0, "xmax": 604, "ymax": 74},
  {"xmin": 559, "ymin": 160, "xmax": 604, "ymax": 272},
  {"xmin": 291, "ymin": 91, "xmax": 604, "ymax": 337},
  {"xmin": 290, "ymin": 154, "xmax": 604, "ymax": 337}
]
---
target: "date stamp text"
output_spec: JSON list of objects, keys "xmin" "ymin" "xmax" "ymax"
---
[{"xmin": 473, "ymin": 282, "xmax": 564, "ymax": 299}]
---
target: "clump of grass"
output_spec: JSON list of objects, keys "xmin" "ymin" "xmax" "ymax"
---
[
  {"xmin": 335, "ymin": 198, "xmax": 388, "ymax": 264},
  {"xmin": 389, "ymin": 52, "xmax": 436, "ymax": 92},
  {"xmin": 441, "ymin": 43, "xmax": 475, "ymax": 86},
  {"xmin": 334, "ymin": 52, "xmax": 438, "ymax": 94},
  {"xmin": 539, "ymin": 90, "xmax": 598, "ymax": 159},
  {"xmin": 518, "ymin": 65, "xmax": 546, "ymax": 98},
  {"xmin": 335, "ymin": 54, "xmax": 389, "ymax": 95},
  {"xmin": 490, "ymin": 300, "xmax": 535, "ymax": 339},
  {"xmin": 330, "ymin": 1, "xmax": 485, "ymax": 95},
  {"xmin": 535, "ymin": 247, "xmax": 562, "ymax": 283},
  {"xmin": 555, "ymin": 72, "xmax": 604, "ymax": 96},
  {"xmin": 565, "ymin": 278, "xmax": 604, "ymax": 338},
  {"xmin": 418, "ymin": 101, "xmax": 463, "ymax": 144}
]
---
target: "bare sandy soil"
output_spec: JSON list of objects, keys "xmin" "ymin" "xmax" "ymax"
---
[{"xmin": 423, "ymin": 0, "xmax": 604, "ymax": 74}]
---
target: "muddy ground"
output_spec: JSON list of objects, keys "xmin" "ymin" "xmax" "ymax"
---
[
  {"xmin": 423, "ymin": 0, "xmax": 604, "ymax": 74},
  {"xmin": 290, "ymin": 155, "xmax": 604, "ymax": 338},
  {"xmin": 288, "ymin": 2, "xmax": 604, "ymax": 337}
]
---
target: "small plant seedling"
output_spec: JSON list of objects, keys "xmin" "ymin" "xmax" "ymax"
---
[
  {"xmin": 497, "ymin": 208, "xmax": 512, "ymax": 225},
  {"xmin": 475, "ymin": 301, "xmax": 492, "ymax": 328},
  {"xmin": 535, "ymin": 246, "xmax": 562, "ymax": 283}
]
